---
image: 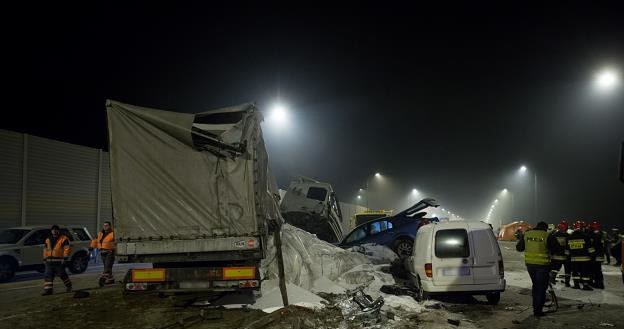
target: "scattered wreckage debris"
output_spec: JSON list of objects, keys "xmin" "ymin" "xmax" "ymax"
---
[
  {"xmin": 447, "ymin": 318, "xmax": 461, "ymax": 326},
  {"xmin": 153, "ymin": 307, "xmax": 225, "ymax": 329}
]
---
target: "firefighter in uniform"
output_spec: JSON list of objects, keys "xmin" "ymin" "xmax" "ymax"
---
[
  {"xmin": 41, "ymin": 225, "xmax": 72, "ymax": 295},
  {"xmin": 516, "ymin": 221, "xmax": 551, "ymax": 317},
  {"xmin": 90, "ymin": 221, "xmax": 116, "ymax": 287},
  {"xmin": 588, "ymin": 220, "xmax": 605, "ymax": 289},
  {"xmin": 548, "ymin": 220, "xmax": 571, "ymax": 287},
  {"xmin": 566, "ymin": 220, "xmax": 595, "ymax": 290}
]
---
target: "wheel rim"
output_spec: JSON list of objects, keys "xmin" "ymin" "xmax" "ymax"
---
[
  {"xmin": 397, "ymin": 241, "xmax": 412, "ymax": 257},
  {"xmin": 73, "ymin": 257, "xmax": 86, "ymax": 271}
]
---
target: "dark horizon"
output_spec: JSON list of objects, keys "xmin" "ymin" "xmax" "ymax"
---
[{"xmin": 3, "ymin": 3, "xmax": 624, "ymax": 227}]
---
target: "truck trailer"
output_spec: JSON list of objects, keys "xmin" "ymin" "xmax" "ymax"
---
[{"xmin": 106, "ymin": 100, "xmax": 283, "ymax": 293}]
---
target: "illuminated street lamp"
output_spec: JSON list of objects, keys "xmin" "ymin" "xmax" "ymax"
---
[
  {"xmin": 594, "ymin": 68, "xmax": 620, "ymax": 92},
  {"xmin": 518, "ymin": 164, "xmax": 538, "ymax": 221}
]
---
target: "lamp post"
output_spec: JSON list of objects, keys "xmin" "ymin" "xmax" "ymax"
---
[{"xmin": 519, "ymin": 165, "xmax": 538, "ymax": 221}]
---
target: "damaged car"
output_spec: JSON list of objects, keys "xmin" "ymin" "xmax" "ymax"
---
[{"xmin": 338, "ymin": 198, "xmax": 439, "ymax": 257}]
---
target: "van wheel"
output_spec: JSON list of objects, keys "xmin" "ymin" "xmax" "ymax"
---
[
  {"xmin": 68, "ymin": 252, "xmax": 89, "ymax": 274},
  {"xmin": 416, "ymin": 277, "xmax": 429, "ymax": 301},
  {"xmin": 486, "ymin": 292, "xmax": 500, "ymax": 305},
  {"xmin": 0, "ymin": 258, "xmax": 17, "ymax": 283},
  {"xmin": 395, "ymin": 238, "xmax": 413, "ymax": 257}
]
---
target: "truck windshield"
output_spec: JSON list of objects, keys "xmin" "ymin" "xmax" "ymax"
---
[{"xmin": 0, "ymin": 229, "xmax": 30, "ymax": 244}]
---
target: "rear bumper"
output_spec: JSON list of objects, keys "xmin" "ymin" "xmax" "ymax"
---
[
  {"xmin": 421, "ymin": 278, "xmax": 506, "ymax": 294},
  {"xmin": 123, "ymin": 265, "xmax": 261, "ymax": 293}
]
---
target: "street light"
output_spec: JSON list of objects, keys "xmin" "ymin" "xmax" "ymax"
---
[
  {"xmin": 269, "ymin": 103, "xmax": 288, "ymax": 125},
  {"xmin": 518, "ymin": 164, "xmax": 538, "ymax": 221},
  {"xmin": 363, "ymin": 172, "xmax": 382, "ymax": 210},
  {"xmin": 594, "ymin": 68, "xmax": 620, "ymax": 92}
]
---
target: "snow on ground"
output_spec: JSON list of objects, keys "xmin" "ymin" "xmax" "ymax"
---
[
  {"xmin": 252, "ymin": 281, "xmax": 327, "ymax": 313},
  {"xmin": 505, "ymin": 259, "xmax": 624, "ymax": 306}
]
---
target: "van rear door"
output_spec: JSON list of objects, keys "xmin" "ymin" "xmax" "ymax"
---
[
  {"xmin": 432, "ymin": 228, "xmax": 474, "ymax": 286},
  {"xmin": 469, "ymin": 224, "xmax": 502, "ymax": 284}
]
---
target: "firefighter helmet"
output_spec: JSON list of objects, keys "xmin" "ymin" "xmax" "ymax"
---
[
  {"xmin": 589, "ymin": 220, "xmax": 601, "ymax": 231},
  {"xmin": 558, "ymin": 220, "xmax": 568, "ymax": 232},
  {"xmin": 573, "ymin": 220, "xmax": 585, "ymax": 231}
]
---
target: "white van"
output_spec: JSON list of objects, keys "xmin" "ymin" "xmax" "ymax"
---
[{"xmin": 406, "ymin": 221, "xmax": 505, "ymax": 304}]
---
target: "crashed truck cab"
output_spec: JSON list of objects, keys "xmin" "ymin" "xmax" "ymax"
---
[{"xmin": 106, "ymin": 100, "xmax": 282, "ymax": 293}]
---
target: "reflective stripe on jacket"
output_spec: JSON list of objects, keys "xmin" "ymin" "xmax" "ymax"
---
[
  {"xmin": 91, "ymin": 230, "xmax": 115, "ymax": 250},
  {"xmin": 566, "ymin": 231, "xmax": 593, "ymax": 263},
  {"xmin": 43, "ymin": 235, "xmax": 71, "ymax": 260},
  {"xmin": 524, "ymin": 229, "xmax": 550, "ymax": 265}
]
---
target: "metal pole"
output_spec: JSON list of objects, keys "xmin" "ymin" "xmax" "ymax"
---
[
  {"xmin": 534, "ymin": 172, "xmax": 538, "ymax": 221},
  {"xmin": 365, "ymin": 178, "xmax": 370, "ymax": 210},
  {"xmin": 20, "ymin": 134, "xmax": 28, "ymax": 226},
  {"xmin": 273, "ymin": 225, "xmax": 289, "ymax": 306}
]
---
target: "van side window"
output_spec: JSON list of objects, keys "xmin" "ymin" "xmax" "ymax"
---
[{"xmin": 435, "ymin": 229, "xmax": 470, "ymax": 258}]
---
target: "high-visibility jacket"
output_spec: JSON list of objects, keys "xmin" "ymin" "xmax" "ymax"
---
[
  {"xmin": 566, "ymin": 230, "xmax": 594, "ymax": 262},
  {"xmin": 43, "ymin": 235, "xmax": 71, "ymax": 261},
  {"xmin": 91, "ymin": 230, "xmax": 115, "ymax": 250},
  {"xmin": 524, "ymin": 229, "xmax": 550, "ymax": 265},
  {"xmin": 590, "ymin": 231, "xmax": 605, "ymax": 262},
  {"xmin": 547, "ymin": 230, "xmax": 568, "ymax": 261}
]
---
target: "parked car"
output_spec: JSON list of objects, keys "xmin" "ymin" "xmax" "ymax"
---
[
  {"xmin": 405, "ymin": 221, "xmax": 505, "ymax": 304},
  {"xmin": 0, "ymin": 225, "xmax": 93, "ymax": 282},
  {"xmin": 338, "ymin": 198, "xmax": 439, "ymax": 257}
]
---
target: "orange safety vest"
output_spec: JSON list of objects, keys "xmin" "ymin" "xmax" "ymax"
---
[
  {"xmin": 43, "ymin": 235, "xmax": 71, "ymax": 260},
  {"xmin": 91, "ymin": 230, "xmax": 115, "ymax": 250}
]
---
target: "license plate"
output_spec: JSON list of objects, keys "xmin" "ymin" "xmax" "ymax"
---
[{"xmin": 443, "ymin": 267, "xmax": 470, "ymax": 276}]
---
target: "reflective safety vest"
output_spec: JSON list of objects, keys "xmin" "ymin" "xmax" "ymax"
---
[
  {"xmin": 91, "ymin": 230, "xmax": 115, "ymax": 250},
  {"xmin": 566, "ymin": 231, "xmax": 593, "ymax": 262},
  {"xmin": 43, "ymin": 235, "xmax": 71, "ymax": 261},
  {"xmin": 524, "ymin": 229, "xmax": 551, "ymax": 265}
]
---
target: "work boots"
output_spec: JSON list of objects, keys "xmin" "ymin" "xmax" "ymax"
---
[
  {"xmin": 582, "ymin": 285, "xmax": 593, "ymax": 291},
  {"xmin": 66, "ymin": 286, "xmax": 72, "ymax": 293},
  {"xmin": 41, "ymin": 289, "xmax": 53, "ymax": 296}
]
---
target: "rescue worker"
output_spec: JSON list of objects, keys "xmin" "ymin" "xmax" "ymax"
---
[
  {"xmin": 90, "ymin": 221, "xmax": 116, "ymax": 287},
  {"xmin": 588, "ymin": 220, "xmax": 605, "ymax": 289},
  {"xmin": 516, "ymin": 221, "xmax": 551, "ymax": 317},
  {"xmin": 566, "ymin": 220, "xmax": 595, "ymax": 290},
  {"xmin": 548, "ymin": 220, "xmax": 571, "ymax": 287},
  {"xmin": 41, "ymin": 225, "xmax": 72, "ymax": 295}
]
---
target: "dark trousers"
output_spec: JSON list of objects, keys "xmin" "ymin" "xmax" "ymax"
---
[
  {"xmin": 571, "ymin": 261, "xmax": 591, "ymax": 287},
  {"xmin": 590, "ymin": 261, "xmax": 604, "ymax": 287},
  {"xmin": 100, "ymin": 251, "xmax": 115, "ymax": 283},
  {"xmin": 43, "ymin": 262, "xmax": 71, "ymax": 291},
  {"xmin": 527, "ymin": 264, "xmax": 549, "ymax": 315},
  {"xmin": 549, "ymin": 260, "xmax": 570, "ymax": 285}
]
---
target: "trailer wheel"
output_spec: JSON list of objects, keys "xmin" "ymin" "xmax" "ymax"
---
[{"xmin": 0, "ymin": 257, "xmax": 17, "ymax": 283}]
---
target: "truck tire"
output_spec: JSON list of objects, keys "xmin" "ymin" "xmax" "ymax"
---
[
  {"xmin": 68, "ymin": 252, "xmax": 89, "ymax": 274},
  {"xmin": 486, "ymin": 292, "xmax": 501, "ymax": 305},
  {"xmin": 394, "ymin": 238, "xmax": 414, "ymax": 258},
  {"xmin": 0, "ymin": 257, "xmax": 17, "ymax": 283}
]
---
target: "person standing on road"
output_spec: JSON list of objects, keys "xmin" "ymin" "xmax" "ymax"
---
[
  {"xmin": 516, "ymin": 221, "xmax": 551, "ymax": 317},
  {"xmin": 90, "ymin": 221, "xmax": 116, "ymax": 287},
  {"xmin": 548, "ymin": 220, "xmax": 571, "ymax": 287},
  {"xmin": 566, "ymin": 220, "xmax": 595, "ymax": 291},
  {"xmin": 588, "ymin": 220, "xmax": 605, "ymax": 289},
  {"xmin": 41, "ymin": 225, "xmax": 72, "ymax": 295}
]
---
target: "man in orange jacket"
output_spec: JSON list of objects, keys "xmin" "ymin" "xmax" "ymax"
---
[
  {"xmin": 41, "ymin": 225, "xmax": 72, "ymax": 295},
  {"xmin": 90, "ymin": 221, "xmax": 116, "ymax": 287}
]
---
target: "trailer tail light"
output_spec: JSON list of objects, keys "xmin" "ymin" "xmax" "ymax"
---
[
  {"xmin": 238, "ymin": 280, "xmax": 259, "ymax": 288},
  {"xmin": 499, "ymin": 260, "xmax": 505, "ymax": 277},
  {"xmin": 131, "ymin": 268, "xmax": 165, "ymax": 282},
  {"xmin": 223, "ymin": 266, "xmax": 256, "ymax": 280},
  {"xmin": 425, "ymin": 263, "xmax": 433, "ymax": 278}
]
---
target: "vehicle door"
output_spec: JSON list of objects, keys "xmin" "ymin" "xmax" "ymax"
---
[
  {"xmin": 366, "ymin": 219, "xmax": 395, "ymax": 245},
  {"xmin": 432, "ymin": 228, "xmax": 474, "ymax": 286},
  {"xmin": 341, "ymin": 225, "xmax": 369, "ymax": 248},
  {"xmin": 20, "ymin": 230, "xmax": 50, "ymax": 266},
  {"xmin": 469, "ymin": 226, "xmax": 502, "ymax": 284}
]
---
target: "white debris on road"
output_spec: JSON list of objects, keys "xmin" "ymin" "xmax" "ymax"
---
[
  {"xmin": 336, "ymin": 264, "xmax": 396, "ymax": 299},
  {"xmin": 347, "ymin": 244, "xmax": 399, "ymax": 264}
]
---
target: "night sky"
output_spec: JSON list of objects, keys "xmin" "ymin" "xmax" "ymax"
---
[{"xmin": 4, "ymin": 3, "xmax": 624, "ymax": 226}]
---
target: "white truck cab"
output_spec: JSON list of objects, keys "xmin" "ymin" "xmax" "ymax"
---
[{"xmin": 406, "ymin": 221, "xmax": 505, "ymax": 304}]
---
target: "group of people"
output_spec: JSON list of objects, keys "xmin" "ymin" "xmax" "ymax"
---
[
  {"xmin": 516, "ymin": 219, "xmax": 618, "ymax": 317},
  {"xmin": 41, "ymin": 221, "xmax": 116, "ymax": 295}
]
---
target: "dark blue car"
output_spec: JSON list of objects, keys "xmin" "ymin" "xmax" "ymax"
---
[{"xmin": 338, "ymin": 198, "xmax": 439, "ymax": 257}]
